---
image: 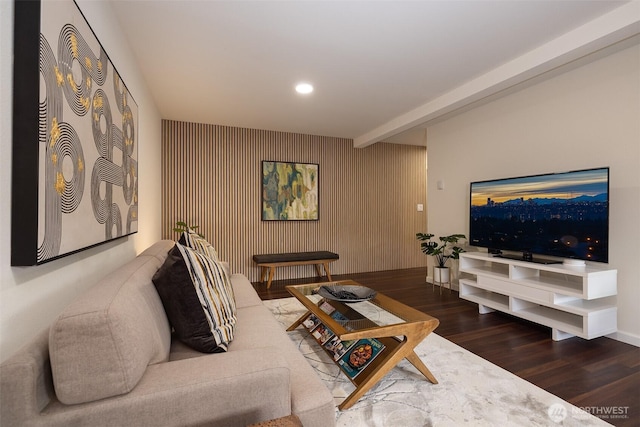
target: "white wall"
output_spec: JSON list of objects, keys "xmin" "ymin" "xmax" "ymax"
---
[
  {"xmin": 426, "ymin": 43, "xmax": 640, "ymax": 345},
  {"xmin": 0, "ymin": 0, "xmax": 162, "ymax": 362}
]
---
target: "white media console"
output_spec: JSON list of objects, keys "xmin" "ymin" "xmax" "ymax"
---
[{"xmin": 458, "ymin": 252, "xmax": 617, "ymax": 341}]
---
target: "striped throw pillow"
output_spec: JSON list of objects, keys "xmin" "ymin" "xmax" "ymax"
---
[
  {"xmin": 152, "ymin": 243, "xmax": 236, "ymax": 352},
  {"xmin": 179, "ymin": 230, "xmax": 219, "ymax": 261}
]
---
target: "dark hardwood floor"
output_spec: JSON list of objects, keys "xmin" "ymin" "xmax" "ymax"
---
[{"xmin": 253, "ymin": 267, "xmax": 639, "ymax": 427}]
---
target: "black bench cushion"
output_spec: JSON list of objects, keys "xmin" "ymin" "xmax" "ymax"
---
[{"xmin": 253, "ymin": 251, "xmax": 339, "ymax": 264}]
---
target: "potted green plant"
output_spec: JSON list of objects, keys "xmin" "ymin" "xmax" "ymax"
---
[
  {"xmin": 416, "ymin": 233, "xmax": 466, "ymax": 286},
  {"xmin": 173, "ymin": 221, "xmax": 204, "ymax": 238}
]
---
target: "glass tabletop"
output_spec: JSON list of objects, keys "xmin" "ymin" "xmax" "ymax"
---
[{"xmin": 286, "ymin": 281, "xmax": 411, "ymax": 334}]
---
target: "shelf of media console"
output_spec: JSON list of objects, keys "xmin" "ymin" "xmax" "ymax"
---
[{"xmin": 458, "ymin": 252, "xmax": 617, "ymax": 341}]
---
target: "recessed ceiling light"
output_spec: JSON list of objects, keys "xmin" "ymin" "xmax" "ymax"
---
[{"xmin": 295, "ymin": 82, "xmax": 314, "ymax": 94}]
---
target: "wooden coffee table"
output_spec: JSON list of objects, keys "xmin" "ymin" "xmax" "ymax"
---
[{"xmin": 285, "ymin": 280, "xmax": 439, "ymax": 410}]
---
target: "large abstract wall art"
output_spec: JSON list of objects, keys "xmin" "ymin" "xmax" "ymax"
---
[
  {"xmin": 12, "ymin": 0, "xmax": 138, "ymax": 265},
  {"xmin": 262, "ymin": 161, "xmax": 319, "ymax": 221}
]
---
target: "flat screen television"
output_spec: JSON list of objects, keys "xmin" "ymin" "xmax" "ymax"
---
[{"xmin": 469, "ymin": 167, "xmax": 609, "ymax": 264}]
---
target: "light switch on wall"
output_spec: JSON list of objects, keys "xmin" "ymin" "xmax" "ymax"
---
[
  {"xmin": 437, "ymin": 180, "xmax": 445, "ymax": 190},
  {"xmin": 417, "ymin": 204, "xmax": 424, "ymax": 212}
]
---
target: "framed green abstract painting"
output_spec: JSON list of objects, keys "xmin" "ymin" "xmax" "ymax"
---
[{"xmin": 261, "ymin": 161, "xmax": 319, "ymax": 221}]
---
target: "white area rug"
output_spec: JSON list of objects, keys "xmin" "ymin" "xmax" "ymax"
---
[{"xmin": 263, "ymin": 297, "xmax": 611, "ymax": 427}]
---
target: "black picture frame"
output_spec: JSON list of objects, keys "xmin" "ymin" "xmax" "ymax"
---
[{"xmin": 11, "ymin": 0, "xmax": 139, "ymax": 265}]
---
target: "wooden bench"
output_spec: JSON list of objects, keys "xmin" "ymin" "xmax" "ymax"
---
[{"xmin": 253, "ymin": 251, "xmax": 339, "ymax": 289}]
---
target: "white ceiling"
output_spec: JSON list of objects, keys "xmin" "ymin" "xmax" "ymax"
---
[{"xmin": 110, "ymin": 1, "xmax": 639, "ymax": 147}]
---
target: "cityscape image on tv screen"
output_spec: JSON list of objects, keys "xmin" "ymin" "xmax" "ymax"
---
[{"xmin": 469, "ymin": 168, "xmax": 609, "ymax": 262}]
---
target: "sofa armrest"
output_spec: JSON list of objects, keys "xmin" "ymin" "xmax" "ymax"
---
[
  {"xmin": 42, "ymin": 347, "xmax": 292, "ymax": 427},
  {"xmin": 220, "ymin": 261, "xmax": 230, "ymax": 274}
]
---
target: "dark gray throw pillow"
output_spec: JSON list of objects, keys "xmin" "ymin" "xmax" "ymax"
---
[{"xmin": 152, "ymin": 243, "xmax": 236, "ymax": 353}]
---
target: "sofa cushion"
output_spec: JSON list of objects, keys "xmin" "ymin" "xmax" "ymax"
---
[
  {"xmin": 153, "ymin": 243, "xmax": 237, "ymax": 353},
  {"xmin": 231, "ymin": 305, "xmax": 336, "ymax": 426},
  {"xmin": 230, "ymin": 272, "xmax": 264, "ymax": 308},
  {"xmin": 139, "ymin": 239, "xmax": 174, "ymax": 263},
  {"xmin": 49, "ymin": 254, "xmax": 171, "ymax": 405},
  {"xmin": 179, "ymin": 230, "xmax": 219, "ymax": 260}
]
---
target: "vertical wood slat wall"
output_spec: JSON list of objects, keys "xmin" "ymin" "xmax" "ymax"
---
[{"xmin": 161, "ymin": 120, "xmax": 428, "ymax": 282}]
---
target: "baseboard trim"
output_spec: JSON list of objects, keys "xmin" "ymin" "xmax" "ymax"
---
[{"xmin": 607, "ymin": 330, "xmax": 640, "ymax": 347}]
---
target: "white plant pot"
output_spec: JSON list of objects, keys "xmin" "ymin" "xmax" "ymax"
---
[{"xmin": 433, "ymin": 266, "xmax": 450, "ymax": 284}]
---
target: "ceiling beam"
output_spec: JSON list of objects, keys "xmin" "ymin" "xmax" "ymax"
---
[{"xmin": 354, "ymin": 1, "xmax": 640, "ymax": 148}]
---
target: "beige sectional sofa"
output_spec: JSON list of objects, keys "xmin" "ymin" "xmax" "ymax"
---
[{"xmin": 0, "ymin": 240, "xmax": 335, "ymax": 426}]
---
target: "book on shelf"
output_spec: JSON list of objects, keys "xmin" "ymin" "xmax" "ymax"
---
[
  {"xmin": 330, "ymin": 310, "xmax": 349, "ymax": 327},
  {"xmin": 337, "ymin": 338, "xmax": 385, "ymax": 379},
  {"xmin": 318, "ymin": 300, "xmax": 336, "ymax": 315},
  {"xmin": 302, "ymin": 314, "xmax": 321, "ymax": 331},
  {"xmin": 322, "ymin": 335, "xmax": 343, "ymax": 360},
  {"xmin": 311, "ymin": 323, "xmax": 335, "ymax": 345},
  {"xmin": 323, "ymin": 334, "xmax": 357, "ymax": 361}
]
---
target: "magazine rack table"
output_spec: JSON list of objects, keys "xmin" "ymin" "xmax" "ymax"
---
[{"xmin": 285, "ymin": 280, "xmax": 440, "ymax": 410}]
